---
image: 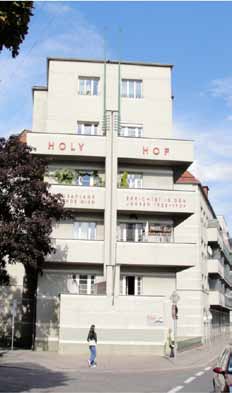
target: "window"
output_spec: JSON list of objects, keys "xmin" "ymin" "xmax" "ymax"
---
[
  {"xmin": 127, "ymin": 173, "xmax": 143, "ymax": 189},
  {"xmin": 79, "ymin": 274, "xmax": 95, "ymax": 295},
  {"xmin": 76, "ymin": 173, "xmax": 93, "ymax": 187},
  {"xmin": 77, "ymin": 122, "xmax": 99, "ymax": 135},
  {"xmin": 148, "ymin": 223, "xmax": 173, "ymax": 243},
  {"xmin": 79, "ymin": 274, "xmax": 88, "ymax": 294},
  {"xmin": 119, "ymin": 126, "xmax": 143, "ymax": 138},
  {"xmin": 73, "ymin": 222, "xmax": 96, "ymax": 240},
  {"xmin": 118, "ymin": 223, "xmax": 145, "ymax": 242},
  {"xmin": 79, "ymin": 77, "xmax": 99, "ymax": 96},
  {"xmin": 76, "ymin": 171, "xmax": 100, "ymax": 187},
  {"xmin": 121, "ymin": 79, "xmax": 142, "ymax": 98},
  {"xmin": 120, "ymin": 276, "xmax": 142, "ymax": 295}
]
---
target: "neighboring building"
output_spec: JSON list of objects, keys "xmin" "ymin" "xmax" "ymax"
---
[
  {"xmin": 2, "ymin": 58, "xmax": 231, "ymax": 353},
  {"xmin": 175, "ymin": 172, "xmax": 232, "ymax": 342}
]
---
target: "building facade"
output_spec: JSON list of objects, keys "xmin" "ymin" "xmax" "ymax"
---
[
  {"xmin": 175, "ymin": 173, "xmax": 232, "ymax": 342},
  {"xmin": 2, "ymin": 57, "xmax": 231, "ymax": 353}
]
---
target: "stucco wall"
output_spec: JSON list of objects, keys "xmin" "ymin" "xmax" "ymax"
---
[
  {"xmin": 58, "ymin": 294, "xmax": 172, "ymax": 354},
  {"xmin": 33, "ymin": 60, "xmax": 172, "ymax": 138}
]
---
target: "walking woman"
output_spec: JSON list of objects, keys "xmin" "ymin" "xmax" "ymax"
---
[{"xmin": 87, "ymin": 324, "xmax": 97, "ymax": 367}]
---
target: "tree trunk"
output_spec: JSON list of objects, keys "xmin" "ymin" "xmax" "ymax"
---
[{"xmin": 20, "ymin": 267, "xmax": 38, "ymax": 349}]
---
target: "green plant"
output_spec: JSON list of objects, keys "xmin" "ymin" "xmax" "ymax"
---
[
  {"xmin": 54, "ymin": 169, "xmax": 75, "ymax": 185},
  {"xmin": 120, "ymin": 171, "xmax": 128, "ymax": 188},
  {"xmin": 98, "ymin": 175, "xmax": 105, "ymax": 187}
]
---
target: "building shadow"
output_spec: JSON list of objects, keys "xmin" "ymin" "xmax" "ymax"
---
[{"xmin": 0, "ymin": 362, "xmax": 69, "ymax": 392}]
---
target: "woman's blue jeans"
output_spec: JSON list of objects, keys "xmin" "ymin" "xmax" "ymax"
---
[{"xmin": 89, "ymin": 345, "xmax": 96, "ymax": 365}]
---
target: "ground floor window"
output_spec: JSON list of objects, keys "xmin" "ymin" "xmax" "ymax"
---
[
  {"xmin": 68, "ymin": 274, "xmax": 95, "ymax": 294},
  {"xmin": 120, "ymin": 276, "xmax": 142, "ymax": 295}
]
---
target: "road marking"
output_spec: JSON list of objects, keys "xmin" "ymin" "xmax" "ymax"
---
[
  {"xmin": 205, "ymin": 366, "xmax": 211, "ymax": 371},
  {"xmin": 167, "ymin": 386, "xmax": 184, "ymax": 393},
  {"xmin": 195, "ymin": 371, "xmax": 204, "ymax": 376},
  {"xmin": 184, "ymin": 376, "xmax": 196, "ymax": 384}
]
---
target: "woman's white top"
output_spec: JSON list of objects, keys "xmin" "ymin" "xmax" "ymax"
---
[{"xmin": 88, "ymin": 339, "xmax": 96, "ymax": 346}]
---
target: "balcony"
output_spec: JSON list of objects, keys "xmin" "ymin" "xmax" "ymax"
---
[
  {"xmin": 208, "ymin": 220, "xmax": 232, "ymax": 265},
  {"xmin": 50, "ymin": 185, "xmax": 105, "ymax": 210},
  {"xmin": 209, "ymin": 290, "xmax": 225, "ymax": 308},
  {"xmin": 208, "ymin": 259, "xmax": 224, "ymax": 279},
  {"xmin": 209, "ymin": 291, "xmax": 232, "ymax": 310},
  {"xmin": 225, "ymin": 296, "xmax": 232, "ymax": 309},
  {"xmin": 117, "ymin": 137, "xmax": 194, "ymax": 168},
  {"xmin": 207, "ymin": 227, "xmax": 223, "ymax": 250},
  {"xmin": 117, "ymin": 188, "xmax": 195, "ymax": 215},
  {"xmin": 46, "ymin": 239, "xmax": 104, "ymax": 264},
  {"xmin": 223, "ymin": 270, "xmax": 232, "ymax": 287},
  {"xmin": 26, "ymin": 131, "xmax": 106, "ymax": 158},
  {"xmin": 117, "ymin": 241, "xmax": 196, "ymax": 269}
]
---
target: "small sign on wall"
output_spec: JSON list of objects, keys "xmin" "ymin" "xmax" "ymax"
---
[{"xmin": 146, "ymin": 314, "xmax": 164, "ymax": 326}]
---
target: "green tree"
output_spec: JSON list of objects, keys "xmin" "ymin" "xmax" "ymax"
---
[
  {"xmin": 0, "ymin": 2, "xmax": 34, "ymax": 57},
  {"xmin": 0, "ymin": 135, "xmax": 69, "ymax": 347}
]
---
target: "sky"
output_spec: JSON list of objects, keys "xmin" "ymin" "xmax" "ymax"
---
[{"xmin": 0, "ymin": 1, "xmax": 232, "ymax": 232}]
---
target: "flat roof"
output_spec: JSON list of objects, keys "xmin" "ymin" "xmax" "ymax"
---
[
  {"xmin": 32, "ymin": 86, "xmax": 48, "ymax": 91},
  {"xmin": 47, "ymin": 57, "xmax": 173, "ymax": 68}
]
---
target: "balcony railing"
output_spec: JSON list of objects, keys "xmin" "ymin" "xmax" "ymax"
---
[
  {"xmin": 117, "ymin": 188, "xmax": 195, "ymax": 215},
  {"xmin": 208, "ymin": 258, "xmax": 224, "ymax": 278},
  {"xmin": 118, "ymin": 235, "xmax": 173, "ymax": 243},
  {"xmin": 209, "ymin": 290, "xmax": 225, "ymax": 307},
  {"xmin": 117, "ymin": 136, "xmax": 194, "ymax": 166},
  {"xmin": 50, "ymin": 184, "xmax": 105, "ymax": 210},
  {"xmin": 208, "ymin": 220, "xmax": 232, "ymax": 265},
  {"xmin": 26, "ymin": 131, "xmax": 107, "ymax": 157},
  {"xmin": 46, "ymin": 238, "xmax": 104, "ymax": 264},
  {"xmin": 225, "ymin": 296, "xmax": 232, "ymax": 309},
  {"xmin": 117, "ymin": 241, "xmax": 196, "ymax": 269}
]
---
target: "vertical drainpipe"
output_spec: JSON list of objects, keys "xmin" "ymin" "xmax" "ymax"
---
[
  {"xmin": 103, "ymin": 58, "xmax": 106, "ymax": 134},
  {"xmin": 112, "ymin": 60, "xmax": 121, "ymax": 306},
  {"xmin": 103, "ymin": 47, "xmax": 107, "ymax": 281},
  {"xmin": 118, "ymin": 59, "xmax": 121, "ymax": 135}
]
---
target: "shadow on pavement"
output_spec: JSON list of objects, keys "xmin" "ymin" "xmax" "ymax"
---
[{"xmin": 0, "ymin": 362, "xmax": 69, "ymax": 392}]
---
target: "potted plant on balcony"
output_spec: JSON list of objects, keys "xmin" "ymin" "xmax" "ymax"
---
[
  {"xmin": 54, "ymin": 169, "xmax": 75, "ymax": 185},
  {"xmin": 93, "ymin": 170, "xmax": 100, "ymax": 186},
  {"xmin": 120, "ymin": 171, "xmax": 128, "ymax": 188}
]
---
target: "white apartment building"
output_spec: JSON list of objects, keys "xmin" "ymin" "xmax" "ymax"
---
[
  {"xmin": 3, "ymin": 58, "xmax": 231, "ymax": 353},
  {"xmin": 175, "ymin": 172, "xmax": 232, "ymax": 342}
]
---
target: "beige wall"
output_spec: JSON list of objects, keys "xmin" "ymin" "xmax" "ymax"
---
[
  {"xmin": 142, "ymin": 275, "xmax": 175, "ymax": 296},
  {"xmin": 32, "ymin": 90, "xmax": 47, "ymax": 133},
  {"xmin": 57, "ymin": 294, "xmax": 173, "ymax": 354},
  {"xmin": 32, "ymin": 60, "xmax": 172, "ymax": 138}
]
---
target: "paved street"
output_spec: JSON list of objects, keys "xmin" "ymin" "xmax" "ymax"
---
[
  {"xmin": 0, "ymin": 335, "xmax": 229, "ymax": 393},
  {"xmin": 0, "ymin": 361, "xmax": 214, "ymax": 393}
]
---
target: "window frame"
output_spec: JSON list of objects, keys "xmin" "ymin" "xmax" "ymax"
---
[
  {"xmin": 78, "ymin": 274, "xmax": 95, "ymax": 295},
  {"xmin": 121, "ymin": 79, "xmax": 142, "ymax": 99},
  {"xmin": 120, "ymin": 275, "xmax": 143, "ymax": 296},
  {"xmin": 119, "ymin": 125, "xmax": 143, "ymax": 138},
  {"xmin": 127, "ymin": 173, "xmax": 143, "ymax": 189},
  {"xmin": 78, "ymin": 77, "xmax": 99, "ymax": 96},
  {"xmin": 73, "ymin": 221, "xmax": 97, "ymax": 240},
  {"xmin": 77, "ymin": 121, "xmax": 99, "ymax": 135}
]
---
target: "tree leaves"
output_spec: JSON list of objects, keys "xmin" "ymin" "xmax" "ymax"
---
[
  {"xmin": 0, "ymin": 2, "xmax": 33, "ymax": 57},
  {"xmin": 0, "ymin": 135, "xmax": 68, "ymax": 276}
]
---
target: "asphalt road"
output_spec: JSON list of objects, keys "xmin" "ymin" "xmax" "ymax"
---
[{"xmin": 0, "ymin": 361, "xmax": 215, "ymax": 392}]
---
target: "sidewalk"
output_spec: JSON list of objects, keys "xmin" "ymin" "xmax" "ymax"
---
[{"xmin": 0, "ymin": 335, "xmax": 230, "ymax": 373}]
